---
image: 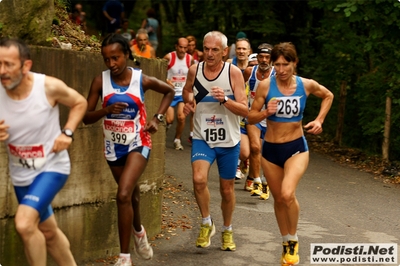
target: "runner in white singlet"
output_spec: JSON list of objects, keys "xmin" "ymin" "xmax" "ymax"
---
[{"xmin": 0, "ymin": 37, "xmax": 87, "ymax": 266}]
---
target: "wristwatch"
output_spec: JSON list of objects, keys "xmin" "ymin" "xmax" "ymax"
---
[
  {"xmin": 154, "ymin": 114, "xmax": 164, "ymax": 122},
  {"xmin": 62, "ymin": 128, "xmax": 74, "ymax": 140},
  {"xmin": 221, "ymin": 96, "xmax": 229, "ymax": 104}
]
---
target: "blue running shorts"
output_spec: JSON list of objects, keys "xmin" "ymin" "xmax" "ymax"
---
[
  {"xmin": 14, "ymin": 172, "xmax": 69, "ymax": 222},
  {"xmin": 107, "ymin": 146, "xmax": 151, "ymax": 166},
  {"xmin": 170, "ymin": 95, "xmax": 184, "ymax": 107},
  {"xmin": 262, "ymin": 136, "xmax": 308, "ymax": 168},
  {"xmin": 191, "ymin": 139, "xmax": 240, "ymax": 180}
]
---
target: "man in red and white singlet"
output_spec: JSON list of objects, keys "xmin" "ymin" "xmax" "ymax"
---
[{"xmin": 163, "ymin": 37, "xmax": 194, "ymax": 150}]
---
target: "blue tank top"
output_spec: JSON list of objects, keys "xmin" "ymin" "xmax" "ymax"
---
[
  {"xmin": 231, "ymin": 57, "xmax": 245, "ymax": 73},
  {"xmin": 266, "ymin": 75, "xmax": 307, "ymax": 123}
]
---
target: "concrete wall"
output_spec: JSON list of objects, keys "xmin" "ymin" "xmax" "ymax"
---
[{"xmin": 0, "ymin": 47, "xmax": 168, "ymax": 265}]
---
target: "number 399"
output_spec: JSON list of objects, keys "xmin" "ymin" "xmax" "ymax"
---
[{"xmin": 111, "ymin": 132, "xmax": 127, "ymax": 144}]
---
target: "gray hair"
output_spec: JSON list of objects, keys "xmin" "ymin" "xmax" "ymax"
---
[
  {"xmin": 203, "ymin": 31, "xmax": 228, "ymax": 49},
  {"xmin": 136, "ymin": 28, "xmax": 149, "ymax": 39}
]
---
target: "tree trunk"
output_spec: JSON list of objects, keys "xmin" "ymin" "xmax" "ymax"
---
[
  {"xmin": 382, "ymin": 94, "xmax": 391, "ymax": 162},
  {"xmin": 334, "ymin": 80, "xmax": 347, "ymax": 146}
]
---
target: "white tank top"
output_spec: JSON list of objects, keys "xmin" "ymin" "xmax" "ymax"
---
[
  {"xmin": 0, "ymin": 73, "xmax": 70, "ymax": 186},
  {"xmin": 192, "ymin": 62, "xmax": 241, "ymax": 148},
  {"xmin": 167, "ymin": 51, "xmax": 191, "ymax": 96}
]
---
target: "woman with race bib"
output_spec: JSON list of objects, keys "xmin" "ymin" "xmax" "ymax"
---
[
  {"xmin": 83, "ymin": 34, "xmax": 174, "ymax": 266},
  {"xmin": 248, "ymin": 42, "xmax": 333, "ymax": 266}
]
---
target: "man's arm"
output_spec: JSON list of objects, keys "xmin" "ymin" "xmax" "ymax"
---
[
  {"xmin": 221, "ymin": 65, "xmax": 248, "ymax": 118},
  {"xmin": 182, "ymin": 64, "xmax": 197, "ymax": 116},
  {"xmin": 45, "ymin": 76, "xmax": 87, "ymax": 152},
  {"xmin": 248, "ymin": 78, "xmax": 270, "ymax": 124},
  {"xmin": 163, "ymin": 53, "xmax": 170, "ymax": 61}
]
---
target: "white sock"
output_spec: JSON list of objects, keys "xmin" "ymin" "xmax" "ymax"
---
[
  {"xmin": 282, "ymin": 234, "xmax": 289, "ymax": 243},
  {"xmin": 202, "ymin": 215, "xmax": 212, "ymax": 226},
  {"xmin": 174, "ymin": 138, "xmax": 180, "ymax": 143},
  {"xmin": 253, "ymin": 177, "xmax": 261, "ymax": 183},
  {"xmin": 222, "ymin": 224, "xmax": 232, "ymax": 231},
  {"xmin": 190, "ymin": 131, "xmax": 193, "ymax": 137},
  {"xmin": 133, "ymin": 225, "xmax": 144, "ymax": 236},
  {"xmin": 288, "ymin": 233, "xmax": 298, "ymax": 241},
  {"xmin": 261, "ymin": 176, "xmax": 267, "ymax": 184},
  {"xmin": 119, "ymin": 253, "xmax": 131, "ymax": 259}
]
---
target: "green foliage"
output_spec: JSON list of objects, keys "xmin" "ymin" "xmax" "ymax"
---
[{"xmin": 80, "ymin": 0, "xmax": 400, "ymax": 161}]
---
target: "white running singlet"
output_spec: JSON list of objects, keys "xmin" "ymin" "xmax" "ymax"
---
[
  {"xmin": 167, "ymin": 51, "xmax": 191, "ymax": 96},
  {"xmin": 0, "ymin": 72, "xmax": 70, "ymax": 186},
  {"xmin": 192, "ymin": 62, "xmax": 241, "ymax": 148}
]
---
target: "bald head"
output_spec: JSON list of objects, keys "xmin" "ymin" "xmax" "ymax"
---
[{"xmin": 175, "ymin": 37, "xmax": 189, "ymax": 59}]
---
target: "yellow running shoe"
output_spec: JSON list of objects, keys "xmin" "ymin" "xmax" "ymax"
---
[
  {"xmin": 221, "ymin": 230, "xmax": 236, "ymax": 251},
  {"xmin": 283, "ymin": 240, "xmax": 299, "ymax": 265},
  {"xmin": 250, "ymin": 182, "xmax": 262, "ymax": 196},
  {"xmin": 281, "ymin": 242, "xmax": 289, "ymax": 266},
  {"xmin": 196, "ymin": 222, "xmax": 216, "ymax": 248},
  {"xmin": 259, "ymin": 184, "xmax": 270, "ymax": 200}
]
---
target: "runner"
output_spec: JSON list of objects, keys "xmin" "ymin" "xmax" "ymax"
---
[
  {"xmin": 226, "ymin": 37, "xmax": 251, "ymax": 72},
  {"xmin": 83, "ymin": 34, "xmax": 174, "ymax": 266},
  {"xmin": 182, "ymin": 31, "xmax": 248, "ymax": 251},
  {"xmin": 0, "ymin": 37, "xmax": 87, "ymax": 266},
  {"xmin": 243, "ymin": 43, "xmax": 275, "ymax": 199},
  {"xmin": 163, "ymin": 37, "xmax": 193, "ymax": 150},
  {"xmin": 248, "ymin": 42, "xmax": 334, "ymax": 265}
]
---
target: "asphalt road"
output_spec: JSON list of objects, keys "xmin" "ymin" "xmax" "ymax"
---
[{"xmin": 89, "ymin": 119, "xmax": 400, "ymax": 266}]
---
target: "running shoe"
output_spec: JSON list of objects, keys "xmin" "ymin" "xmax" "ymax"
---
[
  {"xmin": 133, "ymin": 228, "xmax": 153, "ymax": 260},
  {"xmin": 250, "ymin": 182, "xmax": 263, "ymax": 196},
  {"xmin": 114, "ymin": 257, "xmax": 132, "ymax": 266},
  {"xmin": 221, "ymin": 229, "xmax": 236, "ymax": 251},
  {"xmin": 174, "ymin": 140, "xmax": 184, "ymax": 150},
  {"xmin": 235, "ymin": 167, "xmax": 244, "ymax": 180},
  {"xmin": 196, "ymin": 221, "xmax": 216, "ymax": 248},
  {"xmin": 239, "ymin": 159, "xmax": 249, "ymax": 175},
  {"xmin": 188, "ymin": 136, "xmax": 193, "ymax": 145},
  {"xmin": 259, "ymin": 184, "xmax": 270, "ymax": 200},
  {"xmin": 244, "ymin": 177, "xmax": 254, "ymax": 191},
  {"xmin": 283, "ymin": 240, "xmax": 299, "ymax": 265},
  {"xmin": 281, "ymin": 242, "xmax": 289, "ymax": 266}
]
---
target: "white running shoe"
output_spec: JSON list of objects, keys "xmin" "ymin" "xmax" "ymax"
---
[
  {"xmin": 114, "ymin": 257, "xmax": 132, "ymax": 266},
  {"xmin": 235, "ymin": 167, "xmax": 243, "ymax": 180},
  {"xmin": 174, "ymin": 140, "xmax": 184, "ymax": 150},
  {"xmin": 133, "ymin": 228, "xmax": 153, "ymax": 260}
]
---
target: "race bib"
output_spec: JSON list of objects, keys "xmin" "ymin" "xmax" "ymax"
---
[
  {"xmin": 103, "ymin": 119, "xmax": 136, "ymax": 145},
  {"xmin": 200, "ymin": 114, "xmax": 230, "ymax": 144},
  {"xmin": 8, "ymin": 143, "xmax": 46, "ymax": 170},
  {"xmin": 275, "ymin": 96, "xmax": 301, "ymax": 118},
  {"xmin": 171, "ymin": 75, "xmax": 186, "ymax": 92}
]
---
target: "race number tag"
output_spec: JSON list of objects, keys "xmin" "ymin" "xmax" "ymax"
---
[
  {"xmin": 103, "ymin": 119, "xmax": 136, "ymax": 145},
  {"xmin": 8, "ymin": 144, "xmax": 46, "ymax": 170},
  {"xmin": 200, "ymin": 114, "xmax": 229, "ymax": 144},
  {"xmin": 275, "ymin": 96, "xmax": 301, "ymax": 118},
  {"xmin": 171, "ymin": 75, "xmax": 186, "ymax": 92}
]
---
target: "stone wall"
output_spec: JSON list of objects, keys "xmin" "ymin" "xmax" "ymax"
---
[
  {"xmin": 0, "ymin": 0, "xmax": 54, "ymax": 44},
  {"xmin": 0, "ymin": 47, "xmax": 168, "ymax": 265}
]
